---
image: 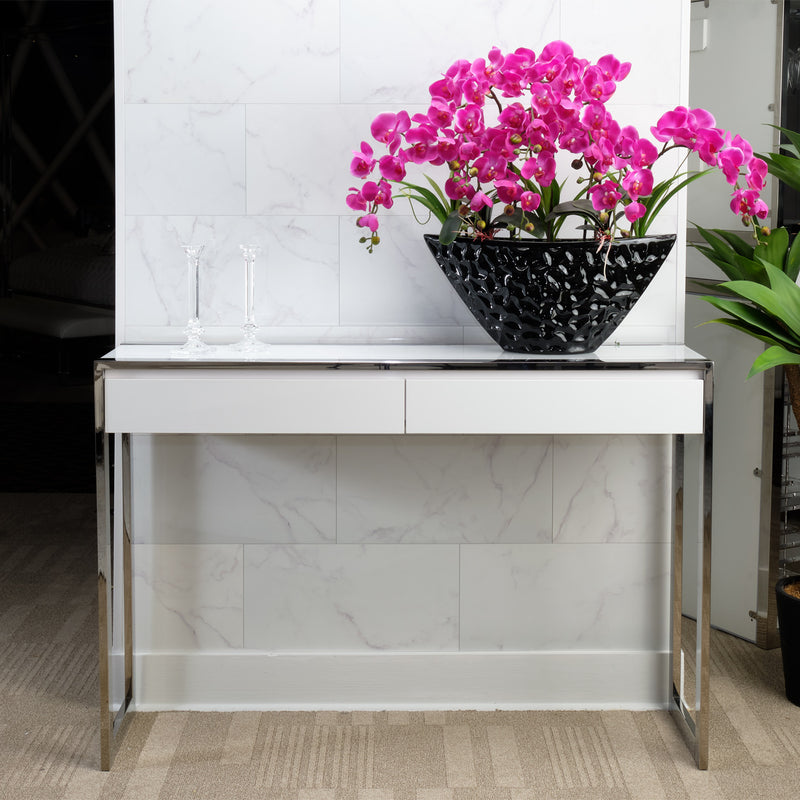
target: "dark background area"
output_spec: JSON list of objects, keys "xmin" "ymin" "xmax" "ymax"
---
[{"xmin": 0, "ymin": 0, "xmax": 114, "ymax": 491}]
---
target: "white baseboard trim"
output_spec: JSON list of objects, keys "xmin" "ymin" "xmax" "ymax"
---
[{"xmin": 132, "ymin": 650, "xmax": 672, "ymax": 711}]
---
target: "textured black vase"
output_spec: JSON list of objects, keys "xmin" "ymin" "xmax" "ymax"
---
[{"xmin": 424, "ymin": 233, "xmax": 676, "ymax": 354}]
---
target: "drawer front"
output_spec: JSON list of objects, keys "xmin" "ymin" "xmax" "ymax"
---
[
  {"xmin": 104, "ymin": 372, "xmax": 405, "ymax": 434},
  {"xmin": 405, "ymin": 372, "xmax": 705, "ymax": 434}
]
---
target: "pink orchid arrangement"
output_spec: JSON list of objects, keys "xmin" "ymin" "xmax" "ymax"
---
[{"xmin": 346, "ymin": 41, "xmax": 768, "ymax": 252}]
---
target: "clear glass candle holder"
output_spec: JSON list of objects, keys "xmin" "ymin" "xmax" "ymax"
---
[
  {"xmin": 171, "ymin": 244, "xmax": 213, "ymax": 357},
  {"xmin": 232, "ymin": 244, "xmax": 266, "ymax": 354}
]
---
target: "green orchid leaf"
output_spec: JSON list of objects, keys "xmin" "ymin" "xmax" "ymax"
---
[
  {"xmin": 439, "ymin": 210, "xmax": 464, "ymax": 245},
  {"xmin": 549, "ymin": 199, "xmax": 596, "ymax": 215},
  {"xmin": 396, "ymin": 181, "xmax": 450, "ymax": 224},
  {"xmin": 423, "ymin": 174, "xmax": 452, "ymax": 211},
  {"xmin": 637, "ymin": 170, "xmax": 711, "ymax": 236}
]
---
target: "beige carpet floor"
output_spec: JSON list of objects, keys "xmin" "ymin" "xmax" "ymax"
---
[{"xmin": 2, "ymin": 493, "xmax": 800, "ymax": 799}]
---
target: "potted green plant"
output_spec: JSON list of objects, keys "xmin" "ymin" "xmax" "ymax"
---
[
  {"xmin": 346, "ymin": 42, "xmax": 768, "ymax": 353},
  {"xmin": 692, "ymin": 124, "xmax": 800, "ymax": 705}
]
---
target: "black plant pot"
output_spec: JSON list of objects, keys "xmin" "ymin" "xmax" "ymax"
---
[
  {"xmin": 776, "ymin": 575, "xmax": 800, "ymax": 706},
  {"xmin": 424, "ymin": 233, "xmax": 676, "ymax": 354}
]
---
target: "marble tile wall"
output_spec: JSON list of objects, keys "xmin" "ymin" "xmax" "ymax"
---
[
  {"xmin": 119, "ymin": 0, "xmax": 687, "ymax": 682},
  {"xmin": 131, "ymin": 433, "xmax": 672, "ymax": 654},
  {"xmin": 118, "ymin": 0, "xmax": 687, "ymax": 346}
]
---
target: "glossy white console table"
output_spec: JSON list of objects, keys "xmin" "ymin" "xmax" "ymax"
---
[{"xmin": 94, "ymin": 343, "xmax": 713, "ymax": 770}]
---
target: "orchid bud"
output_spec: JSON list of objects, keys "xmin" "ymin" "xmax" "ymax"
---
[
  {"xmin": 469, "ymin": 167, "xmax": 479, "ymax": 177},
  {"xmin": 524, "ymin": 222, "xmax": 535, "ymax": 233},
  {"xmin": 510, "ymin": 134, "xmax": 523, "ymax": 145},
  {"xmin": 504, "ymin": 204, "xmax": 515, "ymax": 216},
  {"xmin": 598, "ymin": 212, "xmax": 609, "ymax": 226},
  {"xmin": 571, "ymin": 159, "xmax": 583, "ymax": 170},
  {"xmin": 449, "ymin": 160, "xmax": 461, "ymax": 171},
  {"xmin": 592, "ymin": 172, "xmax": 603, "ymax": 182},
  {"xmin": 742, "ymin": 214, "xmax": 752, "ymax": 226},
  {"xmin": 371, "ymin": 234, "xmax": 380, "ymax": 245},
  {"xmin": 532, "ymin": 144, "xmax": 542, "ymax": 153},
  {"xmin": 761, "ymin": 226, "xmax": 771, "ymax": 236},
  {"xmin": 458, "ymin": 205, "xmax": 470, "ymax": 216},
  {"xmin": 476, "ymin": 219, "xmax": 486, "ymax": 230}
]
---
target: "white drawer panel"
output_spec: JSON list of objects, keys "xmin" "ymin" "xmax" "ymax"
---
[
  {"xmin": 405, "ymin": 371, "xmax": 705, "ymax": 435},
  {"xmin": 104, "ymin": 370, "xmax": 405, "ymax": 434}
]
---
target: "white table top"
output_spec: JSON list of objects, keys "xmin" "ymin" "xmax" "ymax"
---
[{"xmin": 104, "ymin": 343, "xmax": 709, "ymax": 368}]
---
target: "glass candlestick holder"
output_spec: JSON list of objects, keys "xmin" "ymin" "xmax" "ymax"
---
[
  {"xmin": 171, "ymin": 244, "xmax": 213, "ymax": 357},
  {"xmin": 232, "ymin": 244, "xmax": 266, "ymax": 354}
]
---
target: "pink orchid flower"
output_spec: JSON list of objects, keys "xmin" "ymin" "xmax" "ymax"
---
[
  {"xmin": 357, "ymin": 214, "xmax": 379, "ymax": 232},
  {"xmin": 624, "ymin": 201, "xmax": 647, "ymax": 222},
  {"xmin": 520, "ymin": 191, "xmax": 541, "ymax": 212},
  {"xmin": 350, "ymin": 142, "xmax": 375, "ymax": 178},
  {"xmin": 347, "ymin": 43, "xmax": 768, "ymax": 249},
  {"xmin": 378, "ymin": 155, "xmax": 406, "ymax": 183},
  {"xmin": 622, "ymin": 168, "xmax": 654, "ymax": 201},
  {"xmin": 589, "ymin": 180, "xmax": 622, "ymax": 211},
  {"xmin": 469, "ymin": 191, "xmax": 493, "ymax": 212},
  {"xmin": 719, "ymin": 147, "xmax": 746, "ymax": 185}
]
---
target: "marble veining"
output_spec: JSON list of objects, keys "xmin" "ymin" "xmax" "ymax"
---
[
  {"xmin": 131, "ymin": 435, "xmax": 337, "ymax": 544},
  {"xmin": 459, "ymin": 543, "xmax": 671, "ymax": 651},
  {"xmin": 124, "ymin": 0, "xmax": 340, "ymax": 104},
  {"xmin": 125, "ymin": 104, "xmax": 246, "ymax": 216},
  {"xmin": 133, "ymin": 544, "xmax": 244, "ymax": 650},
  {"xmin": 339, "ymin": 0, "xmax": 560, "ymax": 104},
  {"xmin": 243, "ymin": 544, "xmax": 460, "ymax": 651},
  {"xmin": 337, "ymin": 436, "xmax": 553, "ymax": 544},
  {"xmin": 339, "ymin": 217, "xmax": 477, "ymax": 327},
  {"xmin": 553, "ymin": 435, "xmax": 671, "ymax": 543},
  {"xmin": 124, "ymin": 215, "xmax": 339, "ymax": 329}
]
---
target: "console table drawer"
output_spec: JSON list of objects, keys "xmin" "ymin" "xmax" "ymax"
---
[
  {"xmin": 404, "ymin": 371, "xmax": 705, "ymax": 434},
  {"xmin": 104, "ymin": 370, "xmax": 406, "ymax": 434}
]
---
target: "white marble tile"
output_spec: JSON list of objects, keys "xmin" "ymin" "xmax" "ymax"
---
[
  {"xmin": 243, "ymin": 544, "xmax": 459, "ymax": 651},
  {"xmin": 133, "ymin": 544, "xmax": 243, "ymax": 650},
  {"xmin": 123, "ymin": 215, "xmax": 339, "ymax": 329},
  {"xmin": 552, "ymin": 435, "xmax": 671, "ymax": 543},
  {"xmin": 340, "ymin": 0, "xmax": 560, "ymax": 104},
  {"xmin": 131, "ymin": 435, "xmax": 336, "ymax": 544},
  {"xmin": 123, "ymin": 0, "xmax": 339, "ymax": 103},
  {"xmin": 337, "ymin": 436, "xmax": 552, "ymax": 544},
  {"xmin": 339, "ymin": 216, "xmax": 476, "ymax": 327},
  {"xmin": 121, "ymin": 323, "xmax": 470, "ymax": 347},
  {"xmin": 562, "ymin": 0, "xmax": 683, "ymax": 108},
  {"xmin": 125, "ymin": 104, "xmax": 246, "ymax": 216},
  {"xmin": 246, "ymin": 105, "xmax": 352, "ymax": 217},
  {"xmin": 247, "ymin": 103, "xmax": 451, "ymax": 219},
  {"xmin": 460, "ymin": 543, "xmax": 671, "ymax": 651}
]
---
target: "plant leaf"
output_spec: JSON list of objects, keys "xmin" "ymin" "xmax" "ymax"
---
[
  {"xmin": 702, "ymin": 296, "xmax": 800, "ymax": 347},
  {"xmin": 706, "ymin": 227, "xmax": 754, "ymax": 258},
  {"xmin": 439, "ymin": 210, "xmax": 464, "ymax": 245},
  {"xmin": 722, "ymin": 277, "xmax": 800, "ymax": 334},
  {"xmin": 786, "ymin": 231, "xmax": 800, "ymax": 281},
  {"xmin": 749, "ymin": 345, "xmax": 800, "ymax": 377}
]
